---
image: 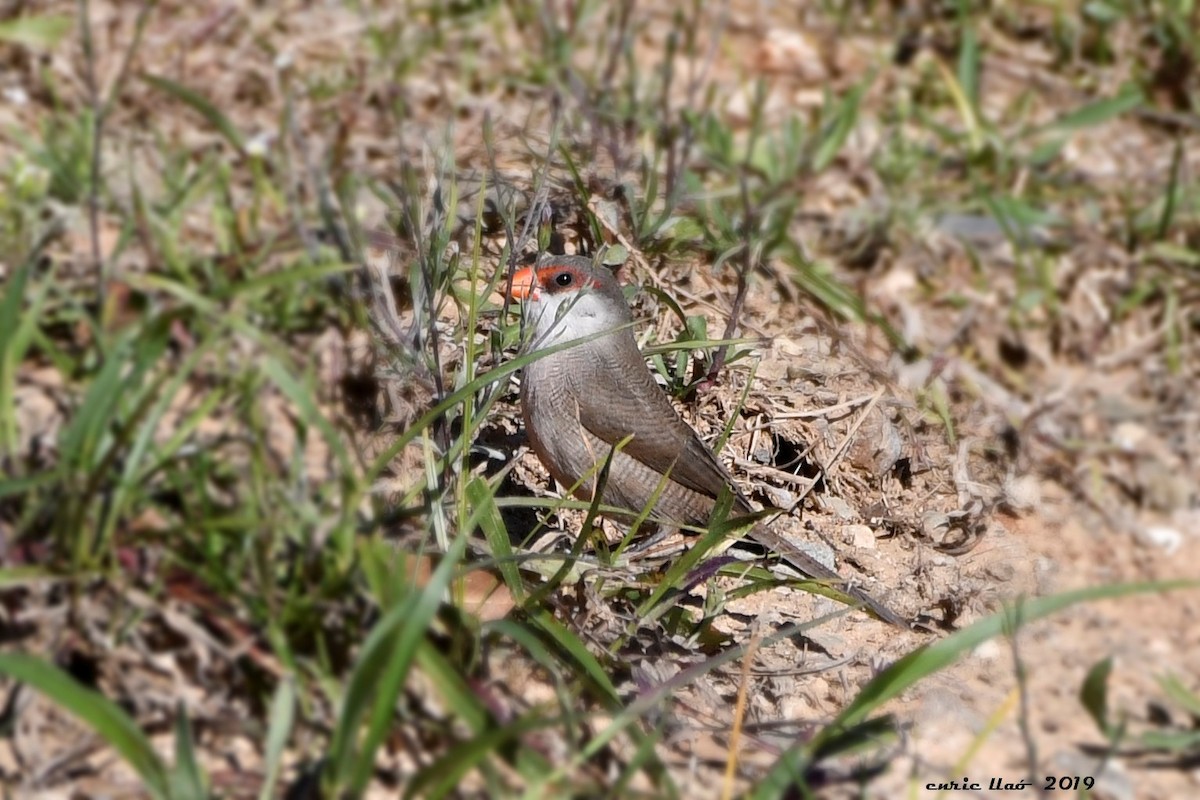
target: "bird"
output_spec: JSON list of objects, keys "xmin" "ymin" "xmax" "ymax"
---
[{"xmin": 509, "ymin": 254, "xmax": 907, "ymax": 627}]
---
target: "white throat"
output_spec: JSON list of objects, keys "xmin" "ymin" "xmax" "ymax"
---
[{"xmin": 525, "ymin": 289, "xmax": 621, "ymax": 351}]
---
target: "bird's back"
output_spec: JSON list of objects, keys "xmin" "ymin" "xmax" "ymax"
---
[{"xmin": 522, "ymin": 331, "xmax": 739, "ymax": 527}]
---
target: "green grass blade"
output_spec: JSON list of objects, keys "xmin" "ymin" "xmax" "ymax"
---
[
  {"xmin": 0, "ymin": 469, "xmax": 63, "ymax": 501},
  {"xmin": 143, "ymin": 74, "xmax": 247, "ymax": 153},
  {"xmin": 0, "ymin": 653, "xmax": 170, "ymax": 799},
  {"xmin": 261, "ymin": 353, "xmax": 354, "ymax": 479},
  {"xmin": 750, "ymin": 580, "xmax": 1199, "ymax": 799},
  {"xmin": 414, "ymin": 642, "xmax": 489, "ymax": 734},
  {"xmin": 56, "ymin": 327, "xmax": 159, "ymax": 471},
  {"xmin": 1043, "ymin": 85, "xmax": 1144, "ymax": 134},
  {"xmin": 521, "ymin": 612, "xmax": 620, "ymax": 702},
  {"xmin": 813, "ymin": 81, "xmax": 866, "ymax": 172},
  {"xmin": 635, "ymin": 520, "xmax": 730, "ymax": 620},
  {"xmin": 324, "ymin": 534, "xmax": 468, "ymax": 797},
  {"xmin": 1080, "ymin": 656, "xmax": 1113, "ymax": 736},
  {"xmin": 405, "ymin": 714, "xmax": 556, "ymax": 800},
  {"xmin": 168, "ymin": 703, "xmax": 208, "ymax": 800},
  {"xmin": 258, "ymin": 677, "xmax": 296, "ymax": 800},
  {"xmin": 824, "ymin": 581, "xmax": 1197, "ymax": 740},
  {"xmin": 956, "ymin": 13, "xmax": 980, "ymax": 113},
  {"xmin": 1158, "ymin": 673, "xmax": 1200, "ymax": 719},
  {"xmin": 466, "ymin": 476, "xmax": 524, "ymax": 602},
  {"xmin": 0, "ymin": 262, "xmax": 50, "ymax": 457},
  {"xmin": 0, "ymin": 13, "xmax": 73, "ymax": 48}
]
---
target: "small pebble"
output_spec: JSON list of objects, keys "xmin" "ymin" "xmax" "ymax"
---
[
  {"xmin": 1135, "ymin": 525, "xmax": 1183, "ymax": 554},
  {"xmin": 843, "ymin": 524, "xmax": 877, "ymax": 550}
]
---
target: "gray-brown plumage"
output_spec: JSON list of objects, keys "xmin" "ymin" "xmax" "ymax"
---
[{"xmin": 511, "ymin": 255, "xmax": 906, "ymax": 626}]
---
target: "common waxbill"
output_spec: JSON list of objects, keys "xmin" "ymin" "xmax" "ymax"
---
[{"xmin": 510, "ymin": 255, "xmax": 906, "ymax": 626}]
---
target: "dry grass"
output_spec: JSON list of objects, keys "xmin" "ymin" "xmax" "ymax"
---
[{"xmin": 0, "ymin": 1, "xmax": 1198, "ymax": 797}]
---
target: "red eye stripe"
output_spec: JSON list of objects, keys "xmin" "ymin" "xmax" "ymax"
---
[
  {"xmin": 507, "ymin": 263, "xmax": 598, "ymax": 302},
  {"xmin": 535, "ymin": 265, "xmax": 595, "ymax": 292}
]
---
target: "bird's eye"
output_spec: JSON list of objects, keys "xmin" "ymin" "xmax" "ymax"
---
[{"xmin": 554, "ymin": 272, "xmax": 573, "ymax": 287}]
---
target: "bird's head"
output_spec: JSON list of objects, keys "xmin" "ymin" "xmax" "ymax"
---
[{"xmin": 508, "ymin": 256, "xmax": 631, "ymax": 348}]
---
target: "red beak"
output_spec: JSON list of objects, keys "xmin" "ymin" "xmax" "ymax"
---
[{"xmin": 508, "ymin": 266, "xmax": 540, "ymax": 301}]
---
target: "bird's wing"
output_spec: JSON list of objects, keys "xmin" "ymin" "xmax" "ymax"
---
[{"xmin": 572, "ymin": 335, "xmax": 749, "ymax": 508}]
